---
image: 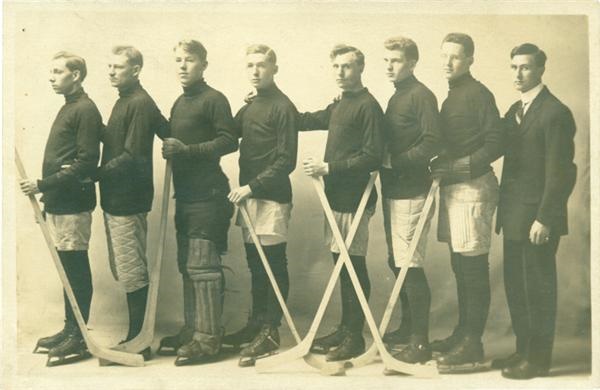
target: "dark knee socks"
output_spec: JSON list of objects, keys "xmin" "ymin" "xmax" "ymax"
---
[
  {"xmin": 388, "ymin": 256, "xmax": 412, "ymax": 334},
  {"xmin": 459, "ymin": 253, "xmax": 490, "ymax": 339},
  {"xmin": 400, "ymin": 268, "xmax": 431, "ymax": 344},
  {"xmin": 245, "ymin": 243, "xmax": 289, "ymax": 327},
  {"xmin": 333, "ymin": 253, "xmax": 370, "ymax": 334},
  {"xmin": 59, "ymin": 250, "xmax": 93, "ymax": 333}
]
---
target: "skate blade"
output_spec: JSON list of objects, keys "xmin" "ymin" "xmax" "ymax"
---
[
  {"xmin": 46, "ymin": 351, "xmax": 91, "ymax": 367},
  {"xmin": 239, "ymin": 351, "xmax": 278, "ymax": 368},
  {"xmin": 438, "ymin": 361, "xmax": 488, "ymax": 374},
  {"xmin": 156, "ymin": 347, "xmax": 178, "ymax": 357},
  {"xmin": 33, "ymin": 346, "xmax": 50, "ymax": 354}
]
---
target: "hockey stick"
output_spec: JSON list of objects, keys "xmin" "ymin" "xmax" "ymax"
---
[
  {"xmin": 15, "ymin": 148, "xmax": 144, "ymax": 367},
  {"xmin": 102, "ymin": 161, "xmax": 172, "ymax": 359},
  {"xmin": 239, "ymin": 204, "xmax": 345, "ymax": 375},
  {"xmin": 342, "ymin": 178, "xmax": 441, "ymax": 371},
  {"xmin": 256, "ymin": 172, "xmax": 377, "ymax": 374},
  {"xmin": 308, "ymin": 176, "xmax": 438, "ymax": 377}
]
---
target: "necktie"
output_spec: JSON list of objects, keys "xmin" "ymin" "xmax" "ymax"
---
[{"xmin": 516, "ymin": 101, "xmax": 528, "ymax": 124}]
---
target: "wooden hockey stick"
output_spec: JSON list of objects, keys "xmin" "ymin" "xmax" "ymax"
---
[
  {"xmin": 256, "ymin": 172, "xmax": 377, "ymax": 374},
  {"xmin": 342, "ymin": 178, "xmax": 441, "ymax": 371},
  {"xmin": 15, "ymin": 148, "xmax": 144, "ymax": 367},
  {"xmin": 239, "ymin": 204, "xmax": 344, "ymax": 375},
  {"xmin": 308, "ymin": 176, "xmax": 438, "ymax": 377},
  {"xmin": 102, "ymin": 161, "xmax": 172, "ymax": 360}
]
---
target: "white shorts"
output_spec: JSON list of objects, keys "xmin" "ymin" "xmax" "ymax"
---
[
  {"xmin": 104, "ymin": 212, "xmax": 149, "ymax": 292},
  {"xmin": 46, "ymin": 211, "xmax": 92, "ymax": 251},
  {"xmin": 438, "ymin": 172, "xmax": 499, "ymax": 255},
  {"xmin": 325, "ymin": 206, "xmax": 375, "ymax": 257},
  {"xmin": 383, "ymin": 196, "xmax": 435, "ymax": 268},
  {"xmin": 236, "ymin": 199, "xmax": 292, "ymax": 246}
]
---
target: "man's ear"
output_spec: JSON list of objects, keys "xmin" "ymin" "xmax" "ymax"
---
[
  {"xmin": 202, "ymin": 61, "xmax": 208, "ymax": 72},
  {"xmin": 273, "ymin": 64, "xmax": 279, "ymax": 75},
  {"xmin": 71, "ymin": 69, "xmax": 82, "ymax": 83},
  {"xmin": 467, "ymin": 56, "xmax": 474, "ymax": 67},
  {"xmin": 132, "ymin": 64, "xmax": 142, "ymax": 78}
]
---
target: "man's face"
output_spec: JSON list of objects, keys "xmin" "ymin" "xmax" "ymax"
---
[
  {"xmin": 246, "ymin": 53, "xmax": 277, "ymax": 90},
  {"xmin": 332, "ymin": 52, "xmax": 362, "ymax": 91},
  {"xmin": 511, "ymin": 54, "xmax": 544, "ymax": 93},
  {"xmin": 49, "ymin": 58, "xmax": 78, "ymax": 95},
  {"xmin": 384, "ymin": 49, "xmax": 415, "ymax": 83},
  {"xmin": 174, "ymin": 47, "xmax": 207, "ymax": 87},
  {"xmin": 440, "ymin": 42, "xmax": 473, "ymax": 81},
  {"xmin": 108, "ymin": 54, "xmax": 139, "ymax": 88}
]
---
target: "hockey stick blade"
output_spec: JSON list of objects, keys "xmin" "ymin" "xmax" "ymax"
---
[
  {"xmin": 115, "ymin": 161, "xmax": 172, "ymax": 354},
  {"xmin": 15, "ymin": 149, "xmax": 144, "ymax": 367}
]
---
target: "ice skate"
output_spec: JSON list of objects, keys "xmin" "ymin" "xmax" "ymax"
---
[
  {"xmin": 33, "ymin": 322, "xmax": 73, "ymax": 354},
  {"xmin": 174, "ymin": 335, "xmax": 221, "ymax": 366},
  {"xmin": 437, "ymin": 335, "xmax": 487, "ymax": 374},
  {"xmin": 222, "ymin": 318, "xmax": 262, "ymax": 351},
  {"xmin": 238, "ymin": 324, "xmax": 279, "ymax": 367},
  {"xmin": 325, "ymin": 331, "xmax": 365, "ymax": 362},
  {"xmin": 310, "ymin": 325, "xmax": 349, "ymax": 355},
  {"xmin": 157, "ymin": 326, "xmax": 194, "ymax": 356},
  {"xmin": 382, "ymin": 326, "xmax": 411, "ymax": 350},
  {"xmin": 46, "ymin": 332, "xmax": 91, "ymax": 367},
  {"xmin": 430, "ymin": 329, "xmax": 463, "ymax": 356}
]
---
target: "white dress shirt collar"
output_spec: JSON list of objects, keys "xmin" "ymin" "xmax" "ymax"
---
[{"xmin": 520, "ymin": 83, "xmax": 544, "ymax": 113}]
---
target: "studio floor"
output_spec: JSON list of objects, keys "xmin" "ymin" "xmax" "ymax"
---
[{"xmin": 7, "ymin": 325, "xmax": 593, "ymax": 390}]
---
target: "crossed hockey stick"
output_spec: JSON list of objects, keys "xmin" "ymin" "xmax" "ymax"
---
[
  {"xmin": 238, "ymin": 203, "xmax": 345, "ymax": 375},
  {"xmin": 15, "ymin": 148, "xmax": 144, "ymax": 367},
  {"xmin": 303, "ymin": 176, "xmax": 438, "ymax": 377},
  {"xmin": 99, "ymin": 161, "xmax": 172, "ymax": 363},
  {"xmin": 256, "ymin": 172, "xmax": 377, "ymax": 374},
  {"xmin": 333, "ymin": 178, "xmax": 441, "ymax": 371}
]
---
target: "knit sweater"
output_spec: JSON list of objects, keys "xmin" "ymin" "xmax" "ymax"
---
[
  {"xmin": 99, "ymin": 81, "xmax": 168, "ymax": 215},
  {"xmin": 439, "ymin": 72, "xmax": 504, "ymax": 185},
  {"xmin": 38, "ymin": 88, "xmax": 103, "ymax": 214},
  {"xmin": 235, "ymin": 83, "xmax": 298, "ymax": 204},
  {"xmin": 381, "ymin": 75, "xmax": 441, "ymax": 199},
  {"xmin": 168, "ymin": 80, "xmax": 238, "ymax": 202},
  {"xmin": 299, "ymin": 87, "xmax": 383, "ymax": 212}
]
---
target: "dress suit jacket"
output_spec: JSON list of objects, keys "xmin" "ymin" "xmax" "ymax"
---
[{"xmin": 496, "ymin": 86, "xmax": 576, "ymax": 240}]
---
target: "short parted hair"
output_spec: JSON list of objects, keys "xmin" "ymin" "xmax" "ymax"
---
[
  {"xmin": 52, "ymin": 51, "xmax": 87, "ymax": 81},
  {"xmin": 510, "ymin": 43, "xmax": 547, "ymax": 67},
  {"xmin": 174, "ymin": 40, "xmax": 208, "ymax": 62},
  {"xmin": 246, "ymin": 44, "xmax": 277, "ymax": 65},
  {"xmin": 330, "ymin": 44, "xmax": 365, "ymax": 68},
  {"xmin": 442, "ymin": 33, "xmax": 474, "ymax": 57},
  {"xmin": 112, "ymin": 45, "xmax": 143, "ymax": 68},
  {"xmin": 384, "ymin": 36, "xmax": 419, "ymax": 62}
]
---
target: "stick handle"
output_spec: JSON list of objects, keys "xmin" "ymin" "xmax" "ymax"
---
[{"xmin": 15, "ymin": 148, "xmax": 91, "ymax": 344}]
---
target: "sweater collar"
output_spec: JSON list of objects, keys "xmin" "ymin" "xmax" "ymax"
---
[
  {"xmin": 256, "ymin": 83, "xmax": 279, "ymax": 97},
  {"xmin": 65, "ymin": 87, "xmax": 85, "ymax": 103},
  {"xmin": 448, "ymin": 72, "xmax": 473, "ymax": 89},
  {"xmin": 183, "ymin": 79, "xmax": 207, "ymax": 97},
  {"xmin": 394, "ymin": 74, "xmax": 417, "ymax": 91},
  {"xmin": 118, "ymin": 79, "xmax": 142, "ymax": 97},
  {"xmin": 341, "ymin": 87, "xmax": 368, "ymax": 99}
]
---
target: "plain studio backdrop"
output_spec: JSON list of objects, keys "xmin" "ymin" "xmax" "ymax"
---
[{"xmin": 7, "ymin": 2, "xmax": 591, "ymax": 381}]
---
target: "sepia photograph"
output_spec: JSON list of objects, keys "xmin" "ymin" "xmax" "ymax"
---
[{"xmin": 2, "ymin": 1, "xmax": 598, "ymax": 389}]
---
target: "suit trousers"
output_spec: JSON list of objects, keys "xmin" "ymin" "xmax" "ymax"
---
[{"xmin": 503, "ymin": 237, "xmax": 559, "ymax": 370}]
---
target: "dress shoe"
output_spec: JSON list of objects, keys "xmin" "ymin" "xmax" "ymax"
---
[{"xmin": 501, "ymin": 359, "xmax": 549, "ymax": 380}]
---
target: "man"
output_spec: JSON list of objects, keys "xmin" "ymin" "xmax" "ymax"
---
[
  {"xmin": 379, "ymin": 36, "xmax": 442, "ymax": 363},
  {"xmin": 429, "ymin": 33, "xmax": 503, "ymax": 371},
  {"xmin": 223, "ymin": 44, "xmax": 298, "ymax": 367},
  {"xmin": 20, "ymin": 52, "xmax": 102, "ymax": 365},
  {"xmin": 156, "ymin": 39, "xmax": 237, "ymax": 365},
  {"xmin": 301, "ymin": 44, "xmax": 383, "ymax": 362},
  {"xmin": 97, "ymin": 45, "xmax": 167, "ymax": 359},
  {"xmin": 493, "ymin": 43, "xmax": 576, "ymax": 379}
]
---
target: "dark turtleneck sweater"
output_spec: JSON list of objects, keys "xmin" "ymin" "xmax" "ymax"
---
[
  {"xmin": 38, "ymin": 88, "xmax": 103, "ymax": 214},
  {"xmin": 168, "ymin": 80, "xmax": 238, "ymax": 202},
  {"xmin": 439, "ymin": 72, "xmax": 504, "ymax": 185},
  {"xmin": 99, "ymin": 80, "xmax": 168, "ymax": 216},
  {"xmin": 299, "ymin": 87, "xmax": 383, "ymax": 213},
  {"xmin": 381, "ymin": 74, "xmax": 441, "ymax": 199},
  {"xmin": 235, "ymin": 83, "xmax": 298, "ymax": 204}
]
